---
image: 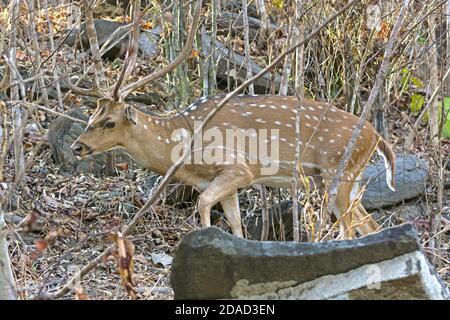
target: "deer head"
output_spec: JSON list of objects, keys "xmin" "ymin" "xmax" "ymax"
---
[
  {"xmin": 69, "ymin": 0, "xmax": 202, "ymax": 158},
  {"xmin": 71, "ymin": 98, "xmax": 137, "ymax": 158}
]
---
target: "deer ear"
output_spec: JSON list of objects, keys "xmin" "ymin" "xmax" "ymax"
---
[{"xmin": 124, "ymin": 105, "xmax": 137, "ymax": 125}]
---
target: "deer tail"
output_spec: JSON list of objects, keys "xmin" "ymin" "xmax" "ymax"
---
[{"xmin": 376, "ymin": 137, "xmax": 396, "ymax": 191}]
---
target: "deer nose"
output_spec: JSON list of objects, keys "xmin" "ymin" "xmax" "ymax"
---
[{"xmin": 71, "ymin": 142, "xmax": 90, "ymax": 157}]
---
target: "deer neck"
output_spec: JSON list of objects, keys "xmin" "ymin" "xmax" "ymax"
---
[{"xmin": 121, "ymin": 109, "xmax": 186, "ymax": 175}]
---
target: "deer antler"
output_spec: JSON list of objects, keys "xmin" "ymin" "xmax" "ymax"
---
[
  {"xmin": 66, "ymin": 0, "xmax": 202, "ymax": 101},
  {"xmin": 112, "ymin": 0, "xmax": 141, "ymax": 101},
  {"xmin": 118, "ymin": 0, "xmax": 203, "ymax": 100},
  {"xmin": 64, "ymin": 76, "xmax": 105, "ymax": 98}
]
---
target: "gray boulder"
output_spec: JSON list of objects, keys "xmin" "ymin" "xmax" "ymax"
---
[
  {"xmin": 171, "ymin": 224, "xmax": 449, "ymax": 300},
  {"xmin": 362, "ymin": 154, "xmax": 428, "ymax": 209}
]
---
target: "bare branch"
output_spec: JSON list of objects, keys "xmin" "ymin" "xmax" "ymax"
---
[
  {"xmin": 120, "ymin": 0, "xmax": 203, "ymax": 98},
  {"xmin": 83, "ymin": 0, "xmax": 106, "ymax": 90},
  {"xmin": 0, "ymin": 64, "xmax": 10, "ymax": 92},
  {"xmin": 11, "ymin": 101, "xmax": 88, "ymax": 125},
  {"xmin": 63, "ymin": 77, "xmax": 104, "ymax": 98}
]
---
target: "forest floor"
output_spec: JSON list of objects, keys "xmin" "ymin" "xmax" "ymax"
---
[{"xmin": 3, "ymin": 132, "xmax": 450, "ymax": 299}]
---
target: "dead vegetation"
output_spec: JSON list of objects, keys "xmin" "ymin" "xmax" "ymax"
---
[{"xmin": 0, "ymin": 0, "xmax": 449, "ymax": 299}]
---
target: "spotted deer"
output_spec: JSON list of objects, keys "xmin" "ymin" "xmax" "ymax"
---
[{"xmin": 69, "ymin": 0, "xmax": 395, "ymax": 239}]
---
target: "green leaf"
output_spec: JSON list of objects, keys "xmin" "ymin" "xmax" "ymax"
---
[
  {"xmin": 410, "ymin": 77, "xmax": 424, "ymax": 88},
  {"xmin": 418, "ymin": 36, "xmax": 427, "ymax": 45},
  {"xmin": 442, "ymin": 98, "xmax": 450, "ymax": 138},
  {"xmin": 442, "ymin": 120, "xmax": 450, "ymax": 139},
  {"xmin": 443, "ymin": 97, "xmax": 450, "ymax": 109},
  {"xmin": 410, "ymin": 94, "xmax": 425, "ymax": 115},
  {"xmin": 400, "ymin": 68, "xmax": 410, "ymax": 91},
  {"xmin": 422, "ymin": 97, "xmax": 450, "ymax": 138}
]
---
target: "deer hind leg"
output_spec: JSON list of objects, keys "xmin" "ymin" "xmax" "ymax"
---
[
  {"xmin": 220, "ymin": 192, "xmax": 243, "ymax": 238},
  {"xmin": 333, "ymin": 182, "xmax": 356, "ymax": 239},
  {"xmin": 346, "ymin": 178, "xmax": 379, "ymax": 236},
  {"xmin": 197, "ymin": 169, "xmax": 251, "ymax": 238}
]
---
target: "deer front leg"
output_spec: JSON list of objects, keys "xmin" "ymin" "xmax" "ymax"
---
[{"xmin": 197, "ymin": 169, "xmax": 252, "ymax": 238}]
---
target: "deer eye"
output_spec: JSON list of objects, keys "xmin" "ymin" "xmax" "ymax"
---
[{"xmin": 103, "ymin": 121, "xmax": 115, "ymax": 129}]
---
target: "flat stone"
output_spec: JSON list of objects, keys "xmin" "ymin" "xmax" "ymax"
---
[{"xmin": 171, "ymin": 224, "xmax": 449, "ymax": 300}]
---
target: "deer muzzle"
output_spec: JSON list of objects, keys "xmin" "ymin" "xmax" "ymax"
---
[{"xmin": 71, "ymin": 142, "xmax": 93, "ymax": 158}]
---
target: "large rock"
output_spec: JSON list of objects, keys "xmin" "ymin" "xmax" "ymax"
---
[
  {"xmin": 362, "ymin": 154, "xmax": 428, "ymax": 209},
  {"xmin": 171, "ymin": 224, "xmax": 449, "ymax": 300}
]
